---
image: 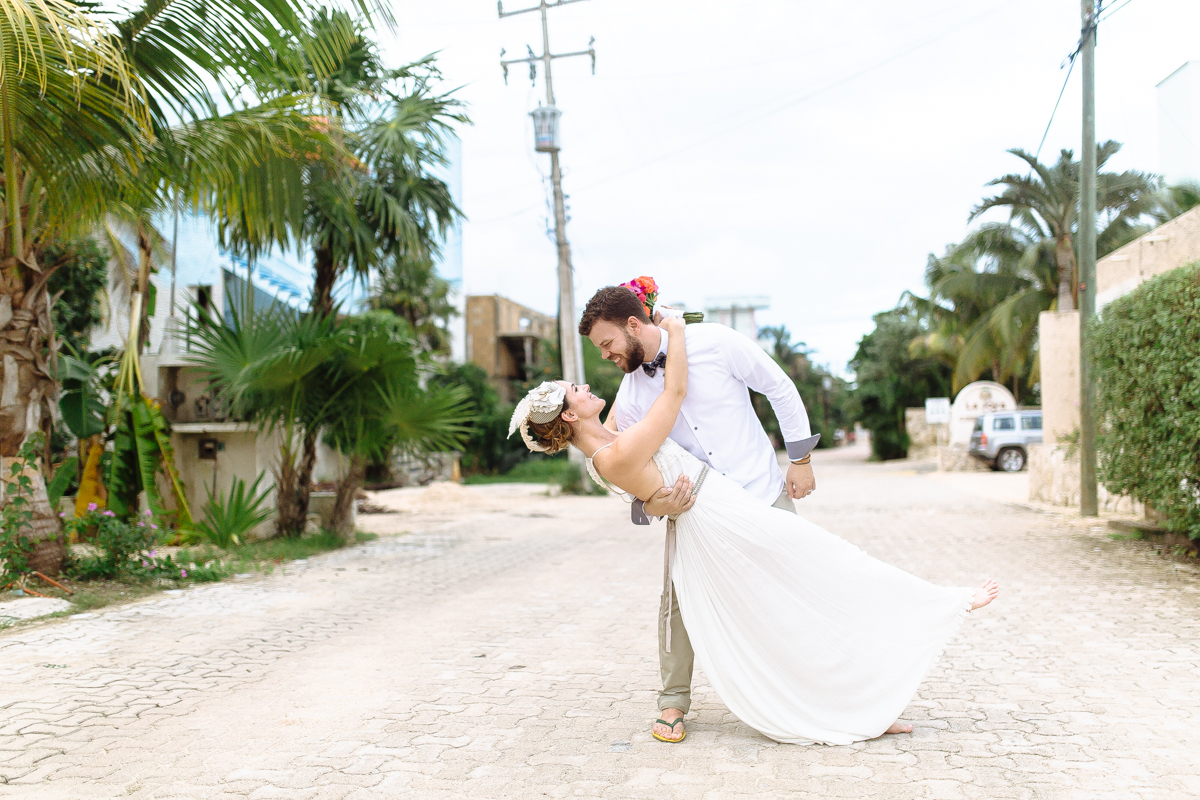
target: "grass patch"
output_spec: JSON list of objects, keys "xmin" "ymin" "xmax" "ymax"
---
[
  {"xmin": 229, "ymin": 530, "xmax": 378, "ymax": 564},
  {"xmin": 0, "ymin": 530, "xmax": 381, "ymax": 631},
  {"xmin": 57, "ymin": 580, "xmax": 163, "ymax": 612},
  {"xmin": 464, "ymin": 457, "xmax": 576, "ymax": 485},
  {"xmin": 463, "ymin": 458, "xmax": 605, "ymax": 496},
  {"xmin": 165, "ymin": 530, "xmax": 379, "ymax": 575}
]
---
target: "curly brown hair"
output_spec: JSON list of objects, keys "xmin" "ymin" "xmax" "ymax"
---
[
  {"xmin": 527, "ymin": 416, "xmax": 573, "ymax": 454},
  {"xmin": 526, "ymin": 395, "xmax": 573, "ymax": 454},
  {"xmin": 578, "ymin": 285, "xmax": 650, "ymax": 337}
]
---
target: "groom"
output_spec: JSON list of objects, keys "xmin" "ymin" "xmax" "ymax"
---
[{"xmin": 579, "ymin": 286, "xmax": 819, "ymax": 743}]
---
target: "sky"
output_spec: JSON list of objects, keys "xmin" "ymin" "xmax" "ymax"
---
[{"xmin": 377, "ymin": 0, "xmax": 1200, "ymax": 375}]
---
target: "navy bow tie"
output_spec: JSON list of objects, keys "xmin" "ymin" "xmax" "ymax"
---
[{"xmin": 642, "ymin": 352, "xmax": 667, "ymax": 378}]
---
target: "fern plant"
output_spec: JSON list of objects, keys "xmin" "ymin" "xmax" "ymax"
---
[{"xmin": 195, "ymin": 475, "xmax": 273, "ymax": 550}]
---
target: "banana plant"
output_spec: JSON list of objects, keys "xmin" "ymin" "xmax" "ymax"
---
[{"xmin": 105, "ymin": 252, "xmax": 192, "ymax": 525}]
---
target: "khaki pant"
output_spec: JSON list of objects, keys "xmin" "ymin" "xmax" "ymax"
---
[{"xmin": 657, "ymin": 489, "xmax": 796, "ymax": 713}]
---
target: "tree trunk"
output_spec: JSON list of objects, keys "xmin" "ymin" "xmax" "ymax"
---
[
  {"xmin": 273, "ymin": 429, "xmax": 320, "ymax": 537},
  {"xmin": 1, "ymin": 261, "xmax": 66, "ymax": 574},
  {"xmin": 310, "ymin": 245, "xmax": 337, "ymax": 318},
  {"xmin": 1055, "ymin": 234, "xmax": 1076, "ymax": 311},
  {"xmin": 330, "ymin": 455, "xmax": 364, "ymax": 542},
  {"xmin": 272, "ymin": 454, "xmax": 302, "ymax": 538},
  {"xmin": 294, "ymin": 429, "xmax": 318, "ymax": 533}
]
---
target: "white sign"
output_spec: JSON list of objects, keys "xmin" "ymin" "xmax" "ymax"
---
[
  {"xmin": 924, "ymin": 397, "xmax": 951, "ymax": 425},
  {"xmin": 949, "ymin": 381, "xmax": 1017, "ymax": 445}
]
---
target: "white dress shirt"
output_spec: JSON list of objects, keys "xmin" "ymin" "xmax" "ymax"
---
[{"xmin": 612, "ymin": 323, "xmax": 816, "ymax": 523}]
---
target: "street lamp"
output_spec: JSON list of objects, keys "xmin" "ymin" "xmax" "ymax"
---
[{"xmin": 530, "ymin": 103, "xmax": 561, "ymax": 152}]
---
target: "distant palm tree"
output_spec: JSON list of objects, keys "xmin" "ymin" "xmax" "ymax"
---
[
  {"xmin": 971, "ymin": 142, "xmax": 1160, "ymax": 311},
  {"xmin": 911, "ymin": 142, "xmax": 1163, "ymax": 396},
  {"xmin": 1161, "ymin": 181, "xmax": 1200, "ymax": 219},
  {"xmin": 910, "ymin": 226, "xmax": 1055, "ymax": 396},
  {"xmin": 369, "ymin": 255, "xmax": 458, "ymax": 355}
]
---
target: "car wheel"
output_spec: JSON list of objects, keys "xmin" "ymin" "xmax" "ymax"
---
[{"xmin": 997, "ymin": 447, "xmax": 1026, "ymax": 472}]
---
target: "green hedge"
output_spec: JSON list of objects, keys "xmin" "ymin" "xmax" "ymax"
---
[{"xmin": 1091, "ymin": 262, "xmax": 1200, "ymax": 539}]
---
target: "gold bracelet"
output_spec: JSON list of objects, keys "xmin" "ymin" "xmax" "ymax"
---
[{"xmin": 790, "ymin": 454, "xmax": 811, "ymax": 465}]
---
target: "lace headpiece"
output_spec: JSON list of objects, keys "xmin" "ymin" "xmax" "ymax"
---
[{"xmin": 508, "ymin": 381, "xmax": 567, "ymax": 453}]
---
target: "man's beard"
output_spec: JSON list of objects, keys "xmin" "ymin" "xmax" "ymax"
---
[{"xmin": 620, "ymin": 330, "xmax": 646, "ymax": 374}]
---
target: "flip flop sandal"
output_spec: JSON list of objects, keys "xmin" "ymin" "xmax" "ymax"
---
[{"xmin": 652, "ymin": 718, "xmax": 686, "ymax": 743}]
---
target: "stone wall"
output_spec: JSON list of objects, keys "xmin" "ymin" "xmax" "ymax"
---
[
  {"xmin": 390, "ymin": 451, "xmax": 459, "ymax": 487},
  {"xmin": 1038, "ymin": 311, "xmax": 1080, "ymax": 446},
  {"xmin": 904, "ymin": 408, "xmax": 942, "ymax": 460},
  {"xmin": 937, "ymin": 444, "xmax": 991, "ymax": 472},
  {"xmin": 1027, "ymin": 443, "xmax": 1141, "ymax": 514},
  {"xmin": 1096, "ymin": 205, "xmax": 1200, "ymax": 309}
]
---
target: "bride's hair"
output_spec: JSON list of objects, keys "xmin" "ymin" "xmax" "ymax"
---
[{"xmin": 527, "ymin": 397, "xmax": 572, "ymax": 454}]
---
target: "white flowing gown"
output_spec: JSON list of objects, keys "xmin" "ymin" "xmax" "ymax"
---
[{"xmin": 591, "ymin": 440, "xmax": 974, "ymax": 745}]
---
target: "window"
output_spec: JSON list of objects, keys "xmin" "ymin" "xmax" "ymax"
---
[
  {"xmin": 972, "ymin": 418, "xmax": 984, "ymax": 432},
  {"xmin": 1021, "ymin": 415, "xmax": 1042, "ymax": 430},
  {"xmin": 993, "ymin": 416, "xmax": 1015, "ymax": 430}
]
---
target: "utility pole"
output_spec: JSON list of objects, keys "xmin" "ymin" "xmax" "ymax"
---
[
  {"xmin": 499, "ymin": 0, "xmax": 595, "ymax": 389},
  {"xmin": 1078, "ymin": 0, "xmax": 1099, "ymax": 517}
]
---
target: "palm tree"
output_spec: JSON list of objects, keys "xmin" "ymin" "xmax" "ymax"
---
[
  {"xmin": 188, "ymin": 302, "xmax": 347, "ymax": 535},
  {"xmin": 910, "ymin": 225, "xmax": 1057, "ymax": 396},
  {"xmin": 208, "ymin": 13, "xmax": 467, "ymax": 530},
  {"xmin": 971, "ymin": 142, "xmax": 1160, "ymax": 311},
  {"xmin": 909, "ymin": 142, "xmax": 1163, "ymax": 396},
  {"xmin": 217, "ymin": 11, "xmax": 466, "ymax": 318},
  {"xmin": 320, "ymin": 313, "xmax": 470, "ymax": 537},
  {"xmin": 0, "ymin": 0, "xmax": 150, "ymax": 574},
  {"xmin": 369, "ymin": 254, "xmax": 458, "ymax": 354},
  {"xmin": 1161, "ymin": 181, "xmax": 1200, "ymax": 219},
  {"xmin": 188, "ymin": 306, "xmax": 470, "ymax": 537},
  {"xmin": 99, "ymin": 0, "xmax": 377, "ymax": 351}
]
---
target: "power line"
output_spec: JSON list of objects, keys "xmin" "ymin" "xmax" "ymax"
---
[
  {"xmin": 1031, "ymin": 0, "xmax": 1134, "ymax": 161},
  {"xmin": 1098, "ymin": 0, "xmax": 1135, "ymax": 23},
  {"xmin": 474, "ymin": 0, "xmax": 1012, "ymax": 223},
  {"xmin": 582, "ymin": 2, "xmax": 1013, "ymax": 193},
  {"xmin": 1035, "ymin": 50, "xmax": 1078, "ymax": 161}
]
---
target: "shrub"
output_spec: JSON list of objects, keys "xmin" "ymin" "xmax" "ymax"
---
[
  {"xmin": 433, "ymin": 363, "xmax": 528, "ymax": 474},
  {"xmin": 1090, "ymin": 262, "xmax": 1200, "ymax": 539},
  {"xmin": 848, "ymin": 308, "xmax": 953, "ymax": 460},
  {"xmin": 65, "ymin": 508, "xmax": 159, "ymax": 579},
  {"xmin": 1, "ymin": 438, "xmax": 41, "ymax": 586},
  {"xmin": 195, "ymin": 475, "xmax": 273, "ymax": 549}
]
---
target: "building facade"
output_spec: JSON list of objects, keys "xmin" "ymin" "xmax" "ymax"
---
[
  {"xmin": 465, "ymin": 295, "xmax": 556, "ymax": 403},
  {"xmin": 1158, "ymin": 61, "xmax": 1200, "ymax": 186}
]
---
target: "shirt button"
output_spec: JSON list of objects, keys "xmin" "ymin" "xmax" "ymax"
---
[
  {"xmin": 694, "ymin": 426, "xmax": 698, "ymax": 430},
  {"xmin": 708, "ymin": 452, "xmax": 712, "ymax": 455}
]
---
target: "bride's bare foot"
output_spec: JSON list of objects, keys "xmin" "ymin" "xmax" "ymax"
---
[
  {"xmin": 886, "ymin": 720, "xmax": 913, "ymax": 734},
  {"xmin": 971, "ymin": 579, "xmax": 1000, "ymax": 611}
]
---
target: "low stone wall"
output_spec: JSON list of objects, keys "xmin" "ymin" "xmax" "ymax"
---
[
  {"xmin": 937, "ymin": 444, "xmax": 991, "ymax": 472},
  {"xmin": 1027, "ymin": 443, "xmax": 1141, "ymax": 514},
  {"xmin": 905, "ymin": 408, "xmax": 942, "ymax": 460},
  {"xmin": 391, "ymin": 452, "xmax": 459, "ymax": 487}
]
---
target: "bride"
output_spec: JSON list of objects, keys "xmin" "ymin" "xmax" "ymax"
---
[{"xmin": 510, "ymin": 316, "xmax": 998, "ymax": 745}]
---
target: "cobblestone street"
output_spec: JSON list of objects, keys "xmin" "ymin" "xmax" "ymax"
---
[{"xmin": 2, "ymin": 445, "xmax": 1199, "ymax": 799}]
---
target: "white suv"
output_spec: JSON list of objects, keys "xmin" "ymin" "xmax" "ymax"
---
[{"xmin": 968, "ymin": 410, "xmax": 1043, "ymax": 472}]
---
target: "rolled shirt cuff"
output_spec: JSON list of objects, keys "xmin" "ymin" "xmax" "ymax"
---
[{"xmin": 785, "ymin": 434, "xmax": 821, "ymax": 461}]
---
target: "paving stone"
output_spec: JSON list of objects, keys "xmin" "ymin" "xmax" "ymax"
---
[{"xmin": 1, "ymin": 451, "xmax": 1198, "ymax": 798}]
